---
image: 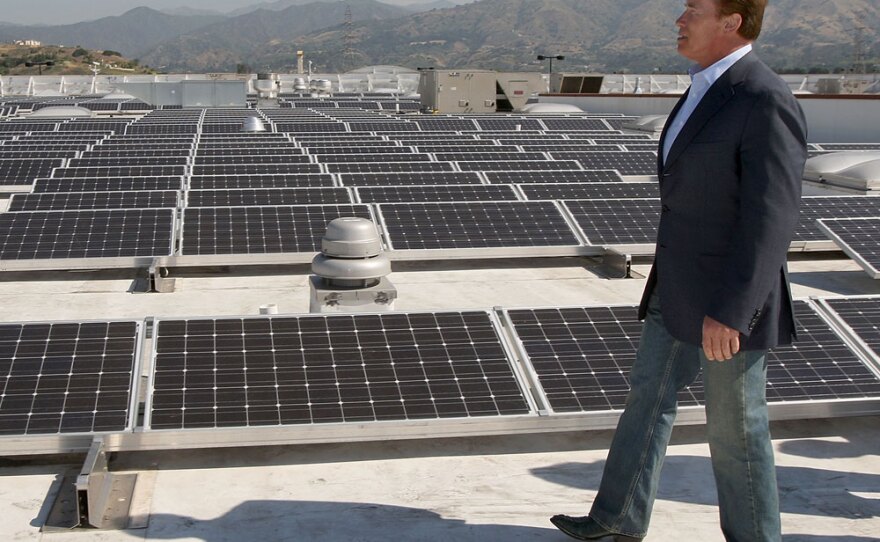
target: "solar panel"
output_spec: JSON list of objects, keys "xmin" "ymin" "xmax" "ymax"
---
[
  {"xmin": 147, "ymin": 310, "xmax": 531, "ymax": 430},
  {"xmin": 504, "ymin": 300, "xmax": 880, "ymax": 414},
  {"xmin": 550, "ymin": 151, "xmax": 658, "ymax": 175},
  {"xmin": 188, "ymin": 188, "xmax": 351, "ymax": 207},
  {"xmin": 67, "ymin": 157, "xmax": 189, "ymax": 168},
  {"xmin": 817, "ymin": 218, "xmax": 880, "ymax": 278},
  {"xmin": 0, "ymin": 209, "xmax": 175, "ymax": 260},
  {"xmin": 195, "ymin": 148, "xmax": 303, "ymax": 157},
  {"xmin": 126, "ymin": 124, "xmax": 198, "ymax": 135},
  {"xmin": 435, "ymin": 152, "xmax": 548, "ymax": 162},
  {"xmin": 562, "ymin": 199, "xmax": 660, "ymax": 245},
  {"xmin": 455, "ymin": 160, "xmax": 582, "ymax": 172},
  {"xmin": 378, "ymin": 201, "xmax": 581, "ymax": 250},
  {"xmin": 485, "ymin": 170, "xmax": 623, "ymax": 184},
  {"xmin": 337, "ymin": 172, "xmax": 482, "ymax": 187},
  {"xmin": 34, "ymin": 177, "xmax": 184, "ymax": 193},
  {"xmin": 798, "ymin": 197, "xmax": 880, "ymax": 242},
  {"xmin": 347, "ymin": 122, "xmax": 419, "ymax": 132},
  {"xmin": 189, "ymin": 174, "xmax": 335, "ymax": 189},
  {"xmin": 304, "ymin": 146, "xmax": 411, "ymax": 154},
  {"xmin": 541, "ymin": 119, "xmax": 612, "ymax": 131},
  {"xmin": 823, "ymin": 296, "xmax": 880, "ymax": 364},
  {"xmin": 414, "ymin": 145, "xmax": 519, "ymax": 153},
  {"xmin": 180, "ymin": 204, "xmax": 372, "ymax": 255},
  {"xmin": 0, "ymin": 159, "xmax": 65, "ymax": 185},
  {"xmin": 192, "ymin": 164, "xmax": 322, "ymax": 176},
  {"xmin": 85, "ymin": 149, "xmax": 192, "ymax": 158},
  {"xmin": 356, "ymin": 184, "xmax": 518, "ymax": 203},
  {"xmin": 8, "ymin": 191, "xmax": 179, "ymax": 211},
  {"xmin": 275, "ymin": 122, "xmax": 346, "ymax": 133},
  {"xmin": 475, "ymin": 119, "xmax": 544, "ymax": 131},
  {"xmin": 817, "ymin": 143, "xmax": 880, "ymax": 151},
  {"xmin": 315, "ymin": 154, "xmax": 431, "ymax": 163},
  {"xmin": 325, "ymin": 162, "xmax": 455, "ymax": 174},
  {"xmin": 520, "ymin": 182, "xmax": 659, "ymax": 200},
  {"xmin": 0, "ymin": 150, "xmax": 78, "ymax": 159},
  {"xmin": 521, "ymin": 145, "xmax": 625, "ymax": 152},
  {"xmin": 0, "ymin": 320, "xmax": 140, "ymax": 436},
  {"xmin": 194, "ymin": 155, "xmax": 311, "ymax": 165},
  {"xmin": 52, "ymin": 165, "xmax": 187, "ymax": 178},
  {"xmin": 414, "ymin": 119, "xmax": 478, "ymax": 131}
]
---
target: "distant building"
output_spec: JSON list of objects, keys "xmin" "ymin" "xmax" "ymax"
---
[{"xmin": 13, "ymin": 39, "xmax": 41, "ymax": 47}]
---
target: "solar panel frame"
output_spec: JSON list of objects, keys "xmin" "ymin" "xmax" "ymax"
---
[
  {"xmin": 820, "ymin": 295, "xmax": 880, "ymax": 371},
  {"xmin": 189, "ymin": 173, "xmax": 336, "ymax": 189},
  {"xmin": 355, "ymin": 184, "xmax": 519, "ymax": 203},
  {"xmin": 34, "ymin": 176, "xmax": 186, "ymax": 193},
  {"xmin": 520, "ymin": 182, "xmax": 659, "ymax": 201},
  {"xmin": 187, "ymin": 188, "xmax": 352, "ymax": 207},
  {"xmin": 143, "ymin": 309, "xmax": 537, "ymax": 435},
  {"xmin": 816, "ymin": 217, "xmax": 880, "ymax": 278},
  {"xmin": 8, "ymin": 190, "xmax": 180, "ymax": 211},
  {"xmin": 0, "ymin": 319, "xmax": 145, "ymax": 455},
  {"xmin": 501, "ymin": 299, "xmax": 880, "ymax": 421},
  {"xmin": 0, "ymin": 208, "xmax": 177, "ymax": 271}
]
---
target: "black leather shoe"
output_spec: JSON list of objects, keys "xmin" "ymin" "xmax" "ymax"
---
[{"xmin": 549, "ymin": 515, "xmax": 642, "ymax": 542}]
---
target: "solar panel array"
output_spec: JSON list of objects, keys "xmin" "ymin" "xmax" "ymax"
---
[
  {"xmin": 0, "ymin": 100, "xmax": 876, "ymax": 271},
  {"xmin": 505, "ymin": 300, "xmax": 880, "ymax": 414},
  {"xmin": 5, "ymin": 295, "xmax": 879, "ymax": 453}
]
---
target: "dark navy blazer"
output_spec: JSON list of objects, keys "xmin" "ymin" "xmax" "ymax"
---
[{"xmin": 638, "ymin": 52, "xmax": 808, "ymax": 350}]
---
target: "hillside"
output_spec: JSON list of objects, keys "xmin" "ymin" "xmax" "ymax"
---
[
  {"xmin": 0, "ymin": 44, "xmax": 156, "ymax": 76},
  {"xmin": 0, "ymin": 7, "xmax": 225, "ymax": 58},
  {"xmin": 140, "ymin": 0, "xmax": 411, "ymax": 73},
  {"xmin": 273, "ymin": 0, "xmax": 879, "ymax": 73}
]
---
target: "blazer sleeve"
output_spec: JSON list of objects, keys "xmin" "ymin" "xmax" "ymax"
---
[{"xmin": 705, "ymin": 87, "xmax": 807, "ymax": 335}]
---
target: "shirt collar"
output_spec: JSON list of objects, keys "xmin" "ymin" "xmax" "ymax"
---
[{"xmin": 688, "ymin": 43, "xmax": 752, "ymax": 89}]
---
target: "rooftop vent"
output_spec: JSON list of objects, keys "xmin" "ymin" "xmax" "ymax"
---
[
  {"xmin": 804, "ymin": 151, "xmax": 880, "ymax": 182},
  {"xmin": 521, "ymin": 103, "xmax": 584, "ymax": 114},
  {"xmin": 310, "ymin": 218, "xmax": 396, "ymax": 313},
  {"xmin": 241, "ymin": 117, "xmax": 267, "ymax": 132},
  {"xmin": 622, "ymin": 115, "xmax": 668, "ymax": 133}
]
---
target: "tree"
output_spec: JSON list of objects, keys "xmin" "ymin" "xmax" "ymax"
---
[
  {"xmin": 236, "ymin": 63, "xmax": 252, "ymax": 74},
  {"xmin": 72, "ymin": 47, "xmax": 89, "ymax": 58},
  {"xmin": 102, "ymin": 50, "xmax": 122, "ymax": 57}
]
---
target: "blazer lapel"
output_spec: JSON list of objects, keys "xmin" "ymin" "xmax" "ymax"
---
[{"xmin": 661, "ymin": 52, "xmax": 755, "ymax": 173}]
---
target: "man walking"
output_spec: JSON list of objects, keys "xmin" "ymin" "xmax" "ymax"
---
[{"xmin": 550, "ymin": 1, "xmax": 807, "ymax": 540}]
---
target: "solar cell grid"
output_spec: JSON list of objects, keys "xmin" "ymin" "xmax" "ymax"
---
[
  {"xmin": 506, "ymin": 300, "xmax": 880, "ymax": 414},
  {"xmin": 435, "ymin": 152, "xmax": 548, "ymax": 162},
  {"xmin": 53, "ymin": 165, "xmax": 187, "ymax": 178},
  {"xmin": 188, "ymin": 188, "xmax": 351, "ymax": 207},
  {"xmin": 194, "ymin": 155, "xmax": 311, "ymax": 165},
  {"xmin": 456, "ymin": 160, "xmax": 582, "ymax": 172},
  {"xmin": 549, "ymin": 151, "xmax": 657, "ymax": 175},
  {"xmin": 68, "ymin": 157, "xmax": 189, "ymax": 168},
  {"xmin": 817, "ymin": 218, "xmax": 880, "ymax": 276},
  {"xmin": 0, "ymin": 209, "xmax": 175, "ymax": 260},
  {"xmin": 326, "ymin": 162, "xmax": 454, "ymax": 174},
  {"xmin": 192, "ymin": 164, "xmax": 322, "ymax": 176},
  {"xmin": 8, "ymin": 190, "xmax": 179, "ymax": 211},
  {"xmin": 0, "ymin": 150, "xmax": 78, "ymax": 159},
  {"xmin": 414, "ymin": 120, "xmax": 478, "ymax": 131},
  {"xmin": 0, "ymin": 159, "xmax": 65, "ymax": 184},
  {"xmin": 562, "ymin": 199, "xmax": 660, "ymax": 245},
  {"xmin": 485, "ymin": 170, "xmax": 622, "ymax": 184},
  {"xmin": 520, "ymin": 182, "xmax": 659, "ymax": 200},
  {"xmin": 541, "ymin": 119, "xmax": 612, "ymax": 131},
  {"xmin": 825, "ymin": 297, "xmax": 880, "ymax": 365},
  {"xmin": 195, "ymin": 148, "xmax": 302, "ymax": 157},
  {"xmin": 34, "ymin": 177, "xmax": 184, "ymax": 193},
  {"xmin": 347, "ymin": 122, "xmax": 419, "ymax": 132},
  {"xmin": 304, "ymin": 146, "xmax": 408, "ymax": 154},
  {"xmin": 147, "ymin": 310, "xmax": 531, "ymax": 429},
  {"xmin": 379, "ymin": 201, "xmax": 580, "ymax": 250},
  {"xmin": 337, "ymin": 172, "xmax": 482, "ymax": 187},
  {"xmin": 181, "ymin": 204, "xmax": 372, "ymax": 256},
  {"xmin": 0, "ymin": 320, "xmax": 140, "ymax": 436},
  {"xmin": 798, "ymin": 197, "xmax": 880, "ymax": 242},
  {"xmin": 315, "ymin": 154, "xmax": 430, "ymax": 163},
  {"xmin": 189, "ymin": 173, "xmax": 335, "ymax": 189},
  {"xmin": 521, "ymin": 145, "xmax": 624, "ymax": 152},
  {"xmin": 275, "ymin": 123, "xmax": 346, "ymax": 133},
  {"xmin": 356, "ymin": 184, "xmax": 518, "ymax": 203}
]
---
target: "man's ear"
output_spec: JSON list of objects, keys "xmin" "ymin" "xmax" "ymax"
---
[{"xmin": 723, "ymin": 13, "xmax": 743, "ymax": 33}]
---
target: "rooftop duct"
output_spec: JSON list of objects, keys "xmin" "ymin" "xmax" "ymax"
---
[{"xmin": 310, "ymin": 218, "xmax": 396, "ymax": 313}]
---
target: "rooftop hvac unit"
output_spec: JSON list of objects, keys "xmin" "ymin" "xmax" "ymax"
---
[
  {"xmin": 418, "ymin": 69, "xmax": 497, "ymax": 113},
  {"xmin": 550, "ymin": 73, "xmax": 605, "ymax": 94},
  {"xmin": 496, "ymin": 72, "xmax": 543, "ymax": 112}
]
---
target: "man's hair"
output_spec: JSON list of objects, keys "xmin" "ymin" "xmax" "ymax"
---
[{"xmin": 717, "ymin": 0, "xmax": 767, "ymax": 41}]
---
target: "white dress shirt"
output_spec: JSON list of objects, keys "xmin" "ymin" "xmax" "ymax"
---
[{"xmin": 662, "ymin": 44, "xmax": 753, "ymax": 164}]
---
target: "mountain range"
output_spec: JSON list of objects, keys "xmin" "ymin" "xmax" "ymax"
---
[{"xmin": 0, "ymin": 0, "xmax": 875, "ymax": 74}]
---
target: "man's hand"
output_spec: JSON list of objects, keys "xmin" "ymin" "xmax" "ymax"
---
[{"xmin": 702, "ymin": 316, "xmax": 740, "ymax": 361}]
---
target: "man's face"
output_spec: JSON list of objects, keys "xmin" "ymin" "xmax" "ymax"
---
[{"xmin": 676, "ymin": 0, "xmax": 734, "ymax": 67}]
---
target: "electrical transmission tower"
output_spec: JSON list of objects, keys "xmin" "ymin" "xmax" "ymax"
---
[{"xmin": 342, "ymin": 5, "xmax": 358, "ymax": 73}]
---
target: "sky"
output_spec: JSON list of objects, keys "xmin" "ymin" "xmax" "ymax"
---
[{"xmin": 0, "ymin": 0, "xmax": 462, "ymax": 26}]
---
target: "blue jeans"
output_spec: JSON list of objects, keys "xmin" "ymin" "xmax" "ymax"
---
[{"xmin": 589, "ymin": 293, "xmax": 781, "ymax": 541}]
